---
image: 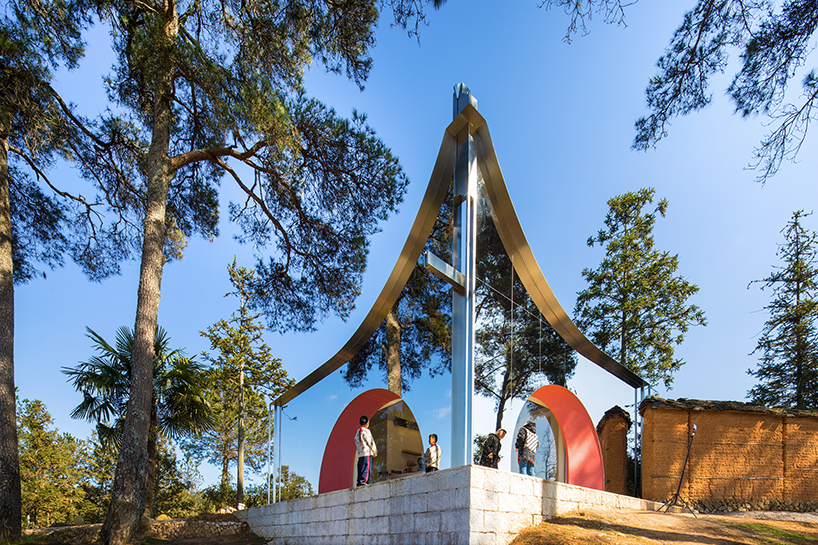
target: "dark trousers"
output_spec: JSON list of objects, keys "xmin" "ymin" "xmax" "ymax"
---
[{"xmin": 356, "ymin": 456, "xmax": 372, "ymax": 486}]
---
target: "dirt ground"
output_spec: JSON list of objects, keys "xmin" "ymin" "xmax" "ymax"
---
[
  {"xmin": 511, "ymin": 508, "xmax": 818, "ymax": 545},
  {"xmin": 14, "ymin": 508, "xmax": 818, "ymax": 544}
]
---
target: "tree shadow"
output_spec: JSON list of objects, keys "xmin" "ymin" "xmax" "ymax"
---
[{"xmin": 549, "ymin": 516, "xmax": 750, "ymax": 545}]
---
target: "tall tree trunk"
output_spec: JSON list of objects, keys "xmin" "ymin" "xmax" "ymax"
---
[
  {"xmin": 795, "ymin": 274, "xmax": 804, "ymax": 409},
  {"xmin": 620, "ymin": 307, "xmax": 627, "ymax": 368},
  {"xmin": 237, "ymin": 362, "xmax": 244, "ymax": 507},
  {"xmin": 385, "ymin": 308, "xmax": 402, "ymax": 396},
  {"xmin": 146, "ymin": 398, "xmax": 158, "ymax": 518},
  {"xmin": 102, "ymin": 5, "xmax": 177, "ymax": 542},
  {"xmin": 0, "ymin": 123, "xmax": 22, "ymax": 541},
  {"xmin": 220, "ymin": 439, "xmax": 230, "ymax": 491},
  {"xmin": 495, "ymin": 363, "xmax": 512, "ymax": 431}
]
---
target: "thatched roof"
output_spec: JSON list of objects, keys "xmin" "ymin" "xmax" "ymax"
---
[{"xmin": 639, "ymin": 396, "xmax": 818, "ymax": 417}]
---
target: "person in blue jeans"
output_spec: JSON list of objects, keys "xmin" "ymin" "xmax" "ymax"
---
[
  {"xmin": 354, "ymin": 415, "xmax": 377, "ymax": 486},
  {"xmin": 515, "ymin": 420, "xmax": 539, "ymax": 477}
]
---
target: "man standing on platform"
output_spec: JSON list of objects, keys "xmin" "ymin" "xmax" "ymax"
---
[
  {"xmin": 516, "ymin": 421, "xmax": 539, "ymax": 476},
  {"xmin": 479, "ymin": 428, "xmax": 506, "ymax": 469},
  {"xmin": 355, "ymin": 415, "xmax": 377, "ymax": 486},
  {"xmin": 424, "ymin": 434, "xmax": 441, "ymax": 472}
]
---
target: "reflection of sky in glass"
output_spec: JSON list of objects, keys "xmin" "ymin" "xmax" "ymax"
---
[
  {"xmin": 511, "ymin": 400, "xmax": 559, "ymax": 480},
  {"xmin": 368, "ymin": 400, "xmax": 424, "ymax": 484}
]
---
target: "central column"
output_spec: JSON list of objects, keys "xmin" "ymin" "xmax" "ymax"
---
[{"xmin": 451, "ymin": 84, "xmax": 478, "ymax": 467}]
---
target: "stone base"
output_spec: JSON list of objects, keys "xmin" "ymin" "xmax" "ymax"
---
[{"xmin": 235, "ymin": 465, "xmax": 674, "ymax": 545}]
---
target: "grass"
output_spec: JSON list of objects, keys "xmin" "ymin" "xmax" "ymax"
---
[
  {"xmin": 2, "ymin": 536, "xmax": 60, "ymax": 545},
  {"xmin": 726, "ymin": 521, "xmax": 818, "ymax": 545}
]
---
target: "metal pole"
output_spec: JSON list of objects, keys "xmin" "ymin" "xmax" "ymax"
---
[
  {"xmin": 267, "ymin": 401, "xmax": 273, "ymax": 505},
  {"xmin": 634, "ymin": 387, "xmax": 639, "ymax": 497},
  {"xmin": 277, "ymin": 404, "xmax": 283, "ymax": 502},
  {"xmin": 273, "ymin": 404, "xmax": 277, "ymax": 503},
  {"xmin": 639, "ymin": 385, "xmax": 645, "ymax": 497},
  {"xmin": 450, "ymin": 83, "xmax": 478, "ymax": 468}
]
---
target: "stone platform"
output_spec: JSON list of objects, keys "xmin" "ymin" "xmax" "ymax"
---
[{"xmin": 235, "ymin": 465, "xmax": 673, "ymax": 545}]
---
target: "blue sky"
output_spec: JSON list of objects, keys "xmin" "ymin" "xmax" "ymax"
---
[{"xmin": 14, "ymin": 1, "xmax": 818, "ymax": 491}]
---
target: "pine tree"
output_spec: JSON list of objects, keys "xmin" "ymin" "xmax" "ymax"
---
[
  {"xmin": 18, "ymin": 399, "xmax": 89, "ymax": 529},
  {"xmin": 86, "ymin": 1, "xmax": 424, "ymax": 538},
  {"xmin": 631, "ymin": 1, "xmax": 818, "ymax": 181},
  {"xmin": 1, "ymin": 1, "xmax": 134, "ymax": 537},
  {"xmin": 748, "ymin": 210, "xmax": 818, "ymax": 409},
  {"xmin": 575, "ymin": 188, "xmax": 706, "ymax": 388},
  {"xmin": 191, "ymin": 259, "xmax": 293, "ymax": 507},
  {"xmin": 535, "ymin": 1, "xmax": 818, "ymax": 181}
]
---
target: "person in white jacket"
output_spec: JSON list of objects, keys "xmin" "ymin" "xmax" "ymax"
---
[
  {"xmin": 354, "ymin": 415, "xmax": 377, "ymax": 486},
  {"xmin": 424, "ymin": 433, "xmax": 441, "ymax": 472}
]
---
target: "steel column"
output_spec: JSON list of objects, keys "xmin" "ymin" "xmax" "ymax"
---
[{"xmin": 450, "ymin": 83, "xmax": 478, "ymax": 467}]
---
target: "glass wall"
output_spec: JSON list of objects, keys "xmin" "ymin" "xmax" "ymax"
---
[
  {"xmin": 474, "ymin": 181, "xmax": 577, "ymax": 442},
  {"xmin": 367, "ymin": 400, "xmax": 425, "ymax": 483},
  {"xmin": 510, "ymin": 399, "xmax": 565, "ymax": 481}
]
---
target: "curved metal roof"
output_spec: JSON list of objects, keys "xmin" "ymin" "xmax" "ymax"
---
[{"xmin": 274, "ymin": 104, "xmax": 647, "ymax": 407}]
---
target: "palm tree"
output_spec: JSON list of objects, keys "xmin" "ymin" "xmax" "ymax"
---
[{"xmin": 63, "ymin": 326, "xmax": 211, "ymax": 517}]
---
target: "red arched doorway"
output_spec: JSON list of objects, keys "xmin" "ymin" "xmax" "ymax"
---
[
  {"xmin": 318, "ymin": 389, "xmax": 424, "ymax": 494},
  {"xmin": 520, "ymin": 384, "xmax": 604, "ymax": 490}
]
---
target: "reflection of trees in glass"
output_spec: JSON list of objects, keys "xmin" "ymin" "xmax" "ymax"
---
[
  {"xmin": 537, "ymin": 427, "xmax": 558, "ymax": 481},
  {"xmin": 344, "ymin": 191, "xmax": 453, "ymax": 395},
  {"xmin": 475, "ymin": 195, "xmax": 576, "ymax": 430},
  {"xmin": 369, "ymin": 401, "xmax": 423, "ymax": 482},
  {"xmin": 513, "ymin": 400, "xmax": 561, "ymax": 480}
]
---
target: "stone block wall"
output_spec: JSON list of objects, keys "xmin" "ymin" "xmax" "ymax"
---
[
  {"xmin": 235, "ymin": 465, "xmax": 672, "ymax": 545},
  {"xmin": 640, "ymin": 397, "xmax": 818, "ymax": 506},
  {"xmin": 596, "ymin": 406, "xmax": 631, "ymax": 495}
]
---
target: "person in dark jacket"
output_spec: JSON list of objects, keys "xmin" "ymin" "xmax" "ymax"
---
[
  {"xmin": 478, "ymin": 428, "xmax": 507, "ymax": 469},
  {"xmin": 515, "ymin": 420, "xmax": 539, "ymax": 476}
]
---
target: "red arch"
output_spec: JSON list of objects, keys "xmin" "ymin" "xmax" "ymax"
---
[
  {"xmin": 529, "ymin": 385, "xmax": 604, "ymax": 491},
  {"xmin": 318, "ymin": 389, "xmax": 401, "ymax": 494}
]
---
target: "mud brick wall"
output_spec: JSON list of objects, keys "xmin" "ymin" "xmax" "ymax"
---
[
  {"xmin": 596, "ymin": 406, "xmax": 631, "ymax": 496},
  {"xmin": 784, "ymin": 416, "xmax": 818, "ymax": 501},
  {"xmin": 640, "ymin": 398, "xmax": 818, "ymax": 504}
]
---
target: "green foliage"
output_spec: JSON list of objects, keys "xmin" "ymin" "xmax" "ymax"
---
[
  {"xmin": 246, "ymin": 467, "xmax": 314, "ymax": 506},
  {"xmin": 17, "ymin": 399, "xmax": 89, "ymax": 529},
  {"xmin": 2, "ymin": 0, "xmax": 133, "ymax": 283},
  {"xmin": 632, "ymin": 0, "xmax": 818, "ymax": 181},
  {"xmin": 152, "ymin": 440, "xmax": 200, "ymax": 519},
  {"xmin": 185, "ymin": 260, "xmax": 293, "ymax": 488},
  {"xmin": 575, "ymin": 188, "xmax": 706, "ymax": 388},
  {"xmin": 82, "ymin": 0, "xmax": 437, "ymax": 539},
  {"xmin": 748, "ymin": 211, "xmax": 818, "ymax": 409},
  {"xmin": 62, "ymin": 325, "xmax": 211, "ymax": 519},
  {"xmin": 87, "ymin": 0, "xmax": 416, "ymax": 329},
  {"xmin": 473, "ymin": 433, "xmax": 488, "ymax": 465},
  {"xmin": 62, "ymin": 326, "xmax": 212, "ymax": 445},
  {"xmin": 78, "ymin": 432, "xmax": 117, "ymax": 524},
  {"xmin": 197, "ymin": 466, "xmax": 313, "ymax": 512}
]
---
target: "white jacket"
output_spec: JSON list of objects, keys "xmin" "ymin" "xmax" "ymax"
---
[
  {"xmin": 424, "ymin": 443, "xmax": 441, "ymax": 469},
  {"xmin": 354, "ymin": 426, "xmax": 377, "ymax": 458}
]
